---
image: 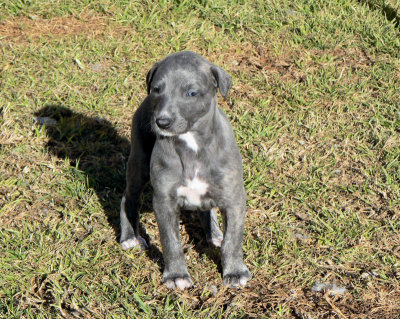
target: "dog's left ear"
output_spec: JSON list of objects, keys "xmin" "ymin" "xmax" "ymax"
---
[
  {"xmin": 146, "ymin": 62, "xmax": 159, "ymax": 94},
  {"xmin": 210, "ymin": 65, "xmax": 232, "ymax": 99}
]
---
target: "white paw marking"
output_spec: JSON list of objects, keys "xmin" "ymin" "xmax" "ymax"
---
[
  {"xmin": 179, "ymin": 132, "xmax": 198, "ymax": 152},
  {"xmin": 177, "ymin": 172, "xmax": 208, "ymax": 207},
  {"xmin": 208, "ymin": 236, "xmax": 223, "ymax": 247},
  {"xmin": 239, "ymin": 277, "xmax": 249, "ymax": 286},
  {"xmin": 121, "ymin": 236, "xmax": 148, "ymax": 250},
  {"xmin": 165, "ymin": 278, "xmax": 192, "ymax": 290},
  {"xmin": 120, "ymin": 196, "xmax": 148, "ymax": 250}
]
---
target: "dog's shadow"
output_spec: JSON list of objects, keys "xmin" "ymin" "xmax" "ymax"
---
[{"xmin": 35, "ymin": 104, "xmax": 221, "ymax": 272}]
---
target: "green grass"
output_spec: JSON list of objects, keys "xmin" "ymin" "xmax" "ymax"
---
[{"xmin": 1, "ymin": 0, "xmax": 400, "ymax": 318}]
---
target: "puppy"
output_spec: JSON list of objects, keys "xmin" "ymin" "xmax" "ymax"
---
[{"xmin": 120, "ymin": 51, "xmax": 251, "ymax": 290}]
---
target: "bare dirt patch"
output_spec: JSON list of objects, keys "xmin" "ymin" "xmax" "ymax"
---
[
  {"xmin": 221, "ymin": 43, "xmax": 375, "ymax": 82},
  {"xmin": 0, "ymin": 14, "xmax": 132, "ymax": 43}
]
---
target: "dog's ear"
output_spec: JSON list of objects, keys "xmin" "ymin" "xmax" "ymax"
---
[
  {"xmin": 146, "ymin": 62, "xmax": 159, "ymax": 94},
  {"xmin": 210, "ymin": 65, "xmax": 232, "ymax": 99}
]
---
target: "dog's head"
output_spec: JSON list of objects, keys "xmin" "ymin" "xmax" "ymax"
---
[{"xmin": 146, "ymin": 51, "xmax": 232, "ymax": 137}]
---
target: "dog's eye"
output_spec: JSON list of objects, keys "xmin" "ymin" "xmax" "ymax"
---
[
  {"xmin": 186, "ymin": 90, "xmax": 198, "ymax": 97},
  {"xmin": 152, "ymin": 87, "xmax": 160, "ymax": 93}
]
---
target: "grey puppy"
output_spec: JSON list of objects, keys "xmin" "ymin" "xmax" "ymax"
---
[{"xmin": 120, "ymin": 51, "xmax": 251, "ymax": 290}]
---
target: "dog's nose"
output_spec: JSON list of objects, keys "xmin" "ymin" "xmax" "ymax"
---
[{"xmin": 156, "ymin": 116, "xmax": 173, "ymax": 129}]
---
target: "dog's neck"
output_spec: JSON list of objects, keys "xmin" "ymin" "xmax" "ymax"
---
[
  {"xmin": 174, "ymin": 102, "xmax": 220, "ymax": 180},
  {"xmin": 178, "ymin": 100, "xmax": 219, "ymax": 151}
]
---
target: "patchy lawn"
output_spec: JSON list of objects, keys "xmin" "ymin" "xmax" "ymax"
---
[{"xmin": 1, "ymin": 0, "xmax": 399, "ymax": 318}]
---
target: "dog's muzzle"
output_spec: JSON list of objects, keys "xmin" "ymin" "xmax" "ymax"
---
[{"xmin": 156, "ymin": 116, "xmax": 174, "ymax": 129}]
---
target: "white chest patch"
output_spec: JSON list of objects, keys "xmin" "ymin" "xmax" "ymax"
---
[
  {"xmin": 178, "ymin": 132, "xmax": 198, "ymax": 152},
  {"xmin": 177, "ymin": 176, "xmax": 208, "ymax": 207}
]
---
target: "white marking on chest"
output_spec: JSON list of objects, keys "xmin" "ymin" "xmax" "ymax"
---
[
  {"xmin": 177, "ymin": 174, "xmax": 208, "ymax": 207},
  {"xmin": 178, "ymin": 132, "xmax": 198, "ymax": 152}
]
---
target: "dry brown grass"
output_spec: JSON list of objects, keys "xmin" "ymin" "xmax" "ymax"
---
[{"xmin": 0, "ymin": 13, "xmax": 133, "ymax": 44}]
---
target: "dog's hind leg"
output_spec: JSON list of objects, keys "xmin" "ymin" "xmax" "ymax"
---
[
  {"xmin": 120, "ymin": 155, "xmax": 148, "ymax": 249},
  {"xmin": 199, "ymin": 208, "xmax": 223, "ymax": 247},
  {"xmin": 120, "ymin": 130, "xmax": 154, "ymax": 250}
]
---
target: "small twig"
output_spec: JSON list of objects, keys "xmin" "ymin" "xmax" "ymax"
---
[{"xmin": 324, "ymin": 292, "xmax": 348, "ymax": 319}]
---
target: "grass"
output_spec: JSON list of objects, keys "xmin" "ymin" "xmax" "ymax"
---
[{"xmin": 1, "ymin": 0, "xmax": 400, "ymax": 317}]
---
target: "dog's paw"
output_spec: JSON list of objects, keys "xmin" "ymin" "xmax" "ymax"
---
[
  {"xmin": 207, "ymin": 234, "xmax": 223, "ymax": 248},
  {"xmin": 121, "ymin": 236, "xmax": 148, "ymax": 250},
  {"xmin": 206, "ymin": 214, "xmax": 223, "ymax": 247},
  {"xmin": 163, "ymin": 274, "xmax": 193, "ymax": 290},
  {"xmin": 223, "ymin": 269, "xmax": 251, "ymax": 288}
]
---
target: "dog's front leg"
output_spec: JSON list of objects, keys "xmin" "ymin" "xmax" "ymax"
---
[
  {"xmin": 153, "ymin": 196, "xmax": 192, "ymax": 290},
  {"xmin": 221, "ymin": 203, "xmax": 251, "ymax": 288}
]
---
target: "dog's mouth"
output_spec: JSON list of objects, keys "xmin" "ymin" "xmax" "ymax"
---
[
  {"xmin": 151, "ymin": 121, "xmax": 179, "ymax": 137},
  {"xmin": 155, "ymin": 128, "xmax": 177, "ymax": 137}
]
